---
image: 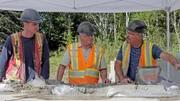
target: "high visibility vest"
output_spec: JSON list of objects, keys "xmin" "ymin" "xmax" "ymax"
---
[
  {"xmin": 67, "ymin": 43, "xmax": 103, "ymax": 84},
  {"xmin": 5, "ymin": 32, "xmax": 43, "ymax": 83},
  {"xmin": 122, "ymin": 41, "xmax": 156, "ymax": 76}
]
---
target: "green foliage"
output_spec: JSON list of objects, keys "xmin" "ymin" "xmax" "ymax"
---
[
  {"xmin": 0, "ymin": 10, "xmax": 22, "ymax": 54},
  {"xmin": 49, "ymin": 47, "xmax": 66, "ymax": 79},
  {"xmin": 40, "ymin": 13, "xmax": 67, "ymax": 50},
  {"xmin": 50, "ymin": 55, "xmax": 61, "ymax": 79},
  {"xmin": 0, "ymin": 10, "xmax": 22, "ymax": 34},
  {"xmin": 94, "ymin": 35, "xmax": 122, "ymax": 70},
  {"xmin": 1, "ymin": 10, "xmax": 180, "ymax": 78}
]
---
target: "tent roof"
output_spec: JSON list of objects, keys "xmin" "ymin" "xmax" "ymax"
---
[{"xmin": 0, "ymin": 0, "xmax": 180, "ymax": 13}]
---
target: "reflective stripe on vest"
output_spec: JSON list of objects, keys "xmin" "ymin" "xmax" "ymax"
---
[
  {"xmin": 13, "ymin": 33, "xmax": 21, "ymax": 66},
  {"xmin": 7, "ymin": 32, "xmax": 24, "ymax": 81},
  {"xmin": 69, "ymin": 70, "xmax": 85, "ymax": 78},
  {"xmin": 36, "ymin": 33, "xmax": 43, "ymax": 63},
  {"xmin": 70, "ymin": 43, "xmax": 78, "ymax": 70},
  {"xmin": 122, "ymin": 41, "xmax": 156, "ymax": 76},
  {"xmin": 34, "ymin": 33, "xmax": 43, "ymax": 75},
  {"xmin": 122, "ymin": 41, "xmax": 130, "ymax": 76},
  {"xmin": 68, "ymin": 43, "xmax": 102, "ymax": 79},
  {"xmin": 69, "ymin": 68, "xmax": 99, "ymax": 78},
  {"xmin": 93, "ymin": 45, "xmax": 103, "ymax": 69},
  {"xmin": 139, "ymin": 41, "xmax": 156, "ymax": 66},
  {"xmin": 85, "ymin": 68, "xmax": 99, "ymax": 77}
]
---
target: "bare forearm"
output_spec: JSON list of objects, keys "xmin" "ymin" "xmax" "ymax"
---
[
  {"xmin": 100, "ymin": 69, "xmax": 107, "ymax": 80},
  {"xmin": 114, "ymin": 60, "xmax": 125, "ymax": 81},
  {"xmin": 160, "ymin": 52, "xmax": 179, "ymax": 67},
  {"xmin": 100, "ymin": 69, "xmax": 111, "ymax": 83},
  {"xmin": 57, "ymin": 65, "xmax": 66, "ymax": 81},
  {"xmin": 169, "ymin": 56, "xmax": 179, "ymax": 67}
]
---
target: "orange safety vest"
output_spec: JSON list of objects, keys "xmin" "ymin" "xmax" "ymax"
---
[
  {"xmin": 122, "ymin": 41, "xmax": 156, "ymax": 76},
  {"xmin": 4, "ymin": 32, "xmax": 43, "ymax": 83},
  {"xmin": 67, "ymin": 43, "xmax": 103, "ymax": 84}
]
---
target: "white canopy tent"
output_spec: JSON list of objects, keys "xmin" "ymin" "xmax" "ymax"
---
[
  {"xmin": 0, "ymin": 0, "xmax": 180, "ymax": 80},
  {"xmin": 0, "ymin": 0, "xmax": 179, "ymax": 12}
]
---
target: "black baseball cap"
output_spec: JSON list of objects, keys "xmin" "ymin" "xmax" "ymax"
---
[
  {"xmin": 77, "ymin": 21, "xmax": 95, "ymax": 35},
  {"xmin": 126, "ymin": 20, "xmax": 147, "ymax": 33}
]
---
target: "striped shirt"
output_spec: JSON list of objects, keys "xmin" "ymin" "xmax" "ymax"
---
[{"xmin": 116, "ymin": 43, "xmax": 163, "ymax": 81}]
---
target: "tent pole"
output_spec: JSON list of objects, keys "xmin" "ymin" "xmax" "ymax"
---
[
  {"xmin": 166, "ymin": 9, "xmax": 170, "ymax": 81},
  {"xmin": 126, "ymin": 12, "xmax": 128, "ymax": 27}
]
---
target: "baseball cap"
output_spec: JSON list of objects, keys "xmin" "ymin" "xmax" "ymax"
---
[{"xmin": 126, "ymin": 20, "xmax": 147, "ymax": 33}]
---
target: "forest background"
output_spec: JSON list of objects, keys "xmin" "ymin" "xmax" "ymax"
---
[{"xmin": 1, "ymin": 10, "xmax": 180, "ymax": 79}]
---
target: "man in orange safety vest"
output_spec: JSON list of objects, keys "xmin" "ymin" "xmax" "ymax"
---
[{"xmin": 57, "ymin": 21, "xmax": 111, "ymax": 84}]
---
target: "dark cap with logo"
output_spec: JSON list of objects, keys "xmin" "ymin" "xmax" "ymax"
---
[
  {"xmin": 126, "ymin": 20, "xmax": 147, "ymax": 33},
  {"xmin": 77, "ymin": 21, "xmax": 95, "ymax": 35}
]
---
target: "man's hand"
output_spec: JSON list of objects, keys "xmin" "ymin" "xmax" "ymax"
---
[
  {"xmin": 175, "ymin": 64, "xmax": 180, "ymax": 70},
  {"xmin": 120, "ymin": 77, "xmax": 132, "ymax": 84},
  {"xmin": 102, "ymin": 78, "xmax": 111, "ymax": 83}
]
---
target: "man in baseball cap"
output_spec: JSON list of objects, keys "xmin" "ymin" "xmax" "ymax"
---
[
  {"xmin": 0, "ymin": 8, "xmax": 50, "ymax": 84},
  {"xmin": 57, "ymin": 21, "xmax": 111, "ymax": 84},
  {"xmin": 115, "ymin": 20, "xmax": 180, "ymax": 84}
]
